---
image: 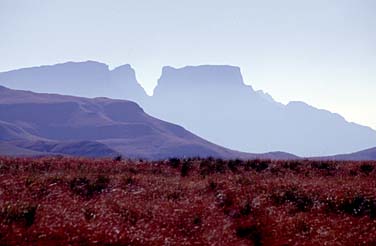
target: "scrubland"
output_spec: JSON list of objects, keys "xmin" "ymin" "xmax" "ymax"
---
[{"xmin": 1, "ymin": 156, "xmax": 376, "ymax": 245}]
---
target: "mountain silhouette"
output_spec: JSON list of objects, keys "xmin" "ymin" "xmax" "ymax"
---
[
  {"xmin": 0, "ymin": 61, "xmax": 146, "ymax": 102},
  {"xmin": 148, "ymin": 65, "xmax": 376, "ymax": 156},
  {"xmin": 0, "ymin": 86, "xmax": 297, "ymax": 159},
  {"xmin": 1, "ymin": 61, "xmax": 376, "ymax": 156}
]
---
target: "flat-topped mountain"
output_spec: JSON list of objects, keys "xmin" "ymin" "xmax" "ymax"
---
[
  {"xmin": 1, "ymin": 61, "xmax": 376, "ymax": 157},
  {"xmin": 149, "ymin": 65, "xmax": 376, "ymax": 157},
  {"xmin": 0, "ymin": 61, "xmax": 147, "ymax": 103}
]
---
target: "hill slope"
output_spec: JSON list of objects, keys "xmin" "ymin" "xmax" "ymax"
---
[
  {"xmin": 317, "ymin": 147, "xmax": 376, "ymax": 161},
  {"xmin": 0, "ymin": 86, "xmax": 296, "ymax": 159}
]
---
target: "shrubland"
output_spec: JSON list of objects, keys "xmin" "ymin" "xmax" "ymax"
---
[{"xmin": 0, "ymin": 156, "xmax": 376, "ymax": 245}]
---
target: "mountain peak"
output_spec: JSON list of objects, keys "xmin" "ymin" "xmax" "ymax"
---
[
  {"xmin": 111, "ymin": 64, "xmax": 135, "ymax": 77},
  {"xmin": 154, "ymin": 65, "xmax": 245, "ymax": 95},
  {"xmin": 112, "ymin": 64, "xmax": 132, "ymax": 70},
  {"xmin": 160, "ymin": 65, "xmax": 242, "ymax": 82}
]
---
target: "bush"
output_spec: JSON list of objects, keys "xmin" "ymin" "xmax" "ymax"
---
[
  {"xmin": 247, "ymin": 160, "xmax": 269, "ymax": 172},
  {"xmin": 69, "ymin": 175, "xmax": 110, "ymax": 198},
  {"xmin": 235, "ymin": 223, "xmax": 263, "ymax": 246},
  {"xmin": 282, "ymin": 161, "xmax": 301, "ymax": 172},
  {"xmin": 271, "ymin": 188, "xmax": 313, "ymax": 212},
  {"xmin": 199, "ymin": 159, "xmax": 226, "ymax": 176},
  {"xmin": 228, "ymin": 159, "xmax": 242, "ymax": 173},
  {"xmin": 168, "ymin": 158, "xmax": 181, "ymax": 168},
  {"xmin": 180, "ymin": 161, "xmax": 191, "ymax": 177},
  {"xmin": 360, "ymin": 164, "xmax": 374, "ymax": 175},
  {"xmin": 240, "ymin": 200, "xmax": 252, "ymax": 216},
  {"xmin": 113, "ymin": 155, "xmax": 123, "ymax": 162},
  {"xmin": 338, "ymin": 195, "xmax": 376, "ymax": 218},
  {"xmin": 193, "ymin": 214, "xmax": 202, "ymax": 225},
  {"xmin": 311, "ymin": 161, "xmax": 336, "ymax": 171},
  {"xmin": 0, "ymin": 202, "xmax": 37, "ymax": 227},
  {"xmin": 208, "ymin": 180, "xmax": 217, "ymax": 191}
]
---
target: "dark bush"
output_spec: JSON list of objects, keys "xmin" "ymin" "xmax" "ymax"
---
[
  {"xmin": 236, "ymin": 224, "xmax": 263, "ymax": 246},
  {"xmin": 282, "ymin": 161, "xmax": 301, "ymax": 172},
  {"xmin": 70, "ymin": 175, "xmax": 110, "ymax": 198},
  {"xmin": 168, "ymin": 158, "xmax": 180, "ymax": 168},
  {"xmin": 312, "ymin": 161, "xmax": 335, "ymax": 171},
  {"xmin": 228, "ymin": 160, "xmax": 241, "ymax": 173},
  {"xmin": 214, "ymin": 159, "xmax": 226, "ymax": 173},
  {"xmin": 70, "ymin": 177, "xmax": 91, "ymax": 197},
  {"xmin": 271, "ymin": 188, "xmax": 313, "ymax": 212},
  {"xmin": 193, "ymin": 215, "xmax": 202, "ymax": 225},
  {"xmin": 240, "ymin": 200, "xmax": 252, "ymax": 216},
  {"xmin": 113, "ymin": 155, "xmax": 123, "ymax": 162},
  {"xmin": 90, "ymin": 175, "xmax": 110, "ymax": 193},
  {"xmin": 360, "ymin": 164, "xmax": 374, "ymax": 175},
  {"xmin": 200, "ymin": 159, "xmax": 226, "ymax": 176},
  {"xmin": 208, "ymin": 180, "xmax": 217, "ymax": 191},
  {"xmin": 247, "ymin": 160, "xmax": 269, "ymax": 172},
  {"xmin": 0, "ymin": 203, "xmax": 37, "ymax": 227},
  {"xmin": 338, "ymin": 195, "xmax": 376, "ymax": 218},
  {"xmin": 180, "ymin": 161, "xmax": 191, "ymax": 177},
  {"xmin": 199, "ymin": 160, "xmax": 213, "ymax": 176}
]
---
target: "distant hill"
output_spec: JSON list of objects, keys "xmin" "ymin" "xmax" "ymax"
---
[
  {"xmin": 316, "ymin": 147, "xmax": 376, "ymax": 161},
  {"xmin": 1, "ymin": 61, "xmax": 376, "ymax": 157},
  {"xmin": 0, "ymin": 86, "xmax": 296, "ymax": 159}
]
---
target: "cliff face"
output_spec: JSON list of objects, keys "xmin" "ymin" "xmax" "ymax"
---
[{"xmin": 110, "ymin": 64, "xmax": 149, "ymax": 104}]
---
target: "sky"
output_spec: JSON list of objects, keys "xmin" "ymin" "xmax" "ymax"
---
[{"xmin": 1, "ymin": 0, "xmax": 375, "ymax": 129}]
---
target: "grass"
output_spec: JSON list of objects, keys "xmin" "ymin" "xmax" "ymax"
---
[{"xmin": 0, "ymin": 157, "xmax": 376, "ymax": 245}]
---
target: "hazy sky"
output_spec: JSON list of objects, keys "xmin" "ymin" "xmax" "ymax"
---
[{"xmin": 1, "ymin": 0, "xmax": 375, "ymax": 129}]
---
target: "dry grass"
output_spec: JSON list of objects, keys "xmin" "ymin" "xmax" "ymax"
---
[{"xmin": 1, "ymin": 157, "xmax": 376, "ymax": 245}]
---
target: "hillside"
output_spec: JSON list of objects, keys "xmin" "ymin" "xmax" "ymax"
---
[
  {"xmin": 317, "ymin": 147, "xmax": 376, "ymax": 161},
  {"xmin": 0, "ymin": 86, "xmax": 296, "ymax": 160}
]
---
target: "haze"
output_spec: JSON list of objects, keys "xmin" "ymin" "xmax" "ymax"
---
[{"xmin": 1, "ymin": 0, "xmax": 375, "ymax": 129}]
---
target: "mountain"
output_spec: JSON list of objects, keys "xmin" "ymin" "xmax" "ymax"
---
[
  {"xmin": 148, "ymin": 65, "xmax": 376, "ymax": 157},
  {"xmin": 1, "ymin": 61, "xmax": 376, "ymax": 157},
  {"xmin": 0, "ymin": 61, "xmax": 147, "ymax": 103},
  {"xmin": 0, "ymin": 86, "xmax": 296, "ymax": 159},
  {"xmin": 316, "ymin": 147, "xmax": 376, "ymax": 161}
]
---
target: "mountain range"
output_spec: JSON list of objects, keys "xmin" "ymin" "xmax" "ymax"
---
[
  {"xmin": 1, "ymin": 61, "xmax": 376, "ymax": 157},
  {"xmin": 0, "ymin": 85, "xmax": 299, "ymax": 160}
]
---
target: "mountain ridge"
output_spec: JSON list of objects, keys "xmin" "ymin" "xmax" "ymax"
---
[{"xmin": 1, "ymin": 61, "xmax": 375, "ymax": 156}]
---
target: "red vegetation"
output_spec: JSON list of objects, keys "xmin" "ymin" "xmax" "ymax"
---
[{"xmin": 1, "ymin": 157, "xmax": 376, "ymax": 245}]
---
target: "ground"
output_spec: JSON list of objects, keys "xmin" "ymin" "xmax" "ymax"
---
[{"xmin": 0, "ymin": 156, "xmax": 376, "ymax": 245}]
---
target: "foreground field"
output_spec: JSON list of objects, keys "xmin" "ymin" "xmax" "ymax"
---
[{"xmin": 1, "ymin": 157, "xmax": 376, "ymax": 245}]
